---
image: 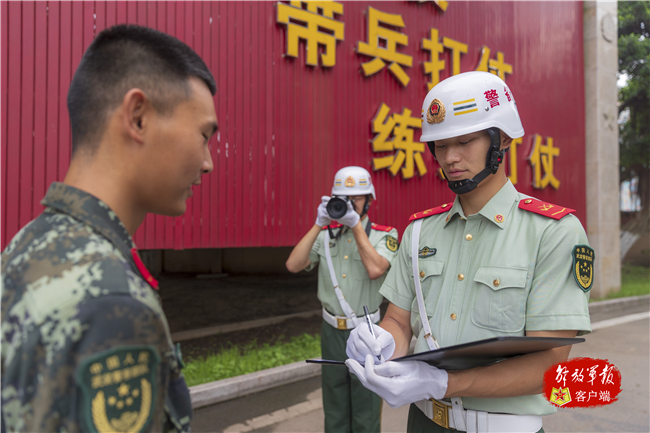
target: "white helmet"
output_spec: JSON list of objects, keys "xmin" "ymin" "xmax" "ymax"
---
[
  {"xmin": 331, "ymin": 166, "xmax": 376, "ymax": 199},
  {"xmin": 420, "ymin": 71, "xmax": 524, "ymax": 142}
]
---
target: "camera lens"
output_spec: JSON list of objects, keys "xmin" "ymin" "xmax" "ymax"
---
[{"xmin": 327, "ymin": 197, "xmax": 349, "ymax": 219}]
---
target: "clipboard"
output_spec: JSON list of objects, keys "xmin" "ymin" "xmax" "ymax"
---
[{"xmin": 306, "ymin": 336, "xmax": 584, "ymax": 371}]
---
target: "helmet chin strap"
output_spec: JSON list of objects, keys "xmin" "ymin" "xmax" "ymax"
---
[{"xmin": 429, "ymin": 127, "xmax": 506, "ymax": 195}]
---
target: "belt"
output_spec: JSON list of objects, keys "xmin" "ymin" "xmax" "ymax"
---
[
  {"xmin": 322, "ymin": 307, "xmax": 380, "ymax": 330},
  {"xmin": 415, "ymin": 399, "xmax": 542, "ymax": 433}
]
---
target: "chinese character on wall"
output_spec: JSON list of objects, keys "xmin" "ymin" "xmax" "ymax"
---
[
  {"xmin": 371, "ymin": 103, "xmax": 426, "ymax": 179},
  {"xmin": 357, "ymin": 7, "xmax": 413, "ymax": 86},
  {"xmin": 277, "ymin": 1, "xmax": 345, "ymax": 67}
]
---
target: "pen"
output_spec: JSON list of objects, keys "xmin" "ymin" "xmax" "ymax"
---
[{"xmin": 363, "ymin": 305, "xmax": 382, "ymax": 362}]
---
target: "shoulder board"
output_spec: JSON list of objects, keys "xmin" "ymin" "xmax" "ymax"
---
[
  {"xmin": 409, "ymin": 203, "xmax": 454, "ymax": 221},
  {"xmin": 322, "ymin": 222, "xmax": 343, "ymax": 230},
  {"xmin": 518, "ymin": 198, "xmax": 576, "ymax": 220},
  {"xmin": 371, "ymin": 223, "xmax": 393, "ymax": 232}
]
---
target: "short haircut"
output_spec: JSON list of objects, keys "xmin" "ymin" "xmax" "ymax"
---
[{"xmin": 67, "ymin": 24, "xmax": 216, "ymax": 153}]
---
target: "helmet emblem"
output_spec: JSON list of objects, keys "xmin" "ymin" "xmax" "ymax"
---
[
  {"xmin": 344, "ymin": 176, "xmax": 356, "ymax": 187},
  {"xmin": 427, "ymin": 99, "xmax": 446, "ymax": 124}
]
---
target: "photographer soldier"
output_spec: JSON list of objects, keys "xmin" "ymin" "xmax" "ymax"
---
[
  {"xmin": 1, "ymin": 25, "xmax": 217, "ymax": 432},
  {"xmin": 286, "ymin": 166, "xmax": 399, "ymax": 433},
  {"xmin": 345, "ymin": 72, "xmax": 592, "ymax": 433}
]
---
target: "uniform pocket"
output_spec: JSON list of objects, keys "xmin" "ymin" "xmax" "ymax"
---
[
  {"xmin": 418, "ymin": 260, "xmax": 445, "ymax": 281},
  {"xmin": 352, "ymin": 251, "xmax": 368, "ymax": 280},
  {"xmin": 471, "ymin": 266, "xmax": 529, "ymax": 332}
]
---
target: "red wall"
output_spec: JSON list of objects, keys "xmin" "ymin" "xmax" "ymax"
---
[{"xmin": 1, "ymin": 1, "xmax": 585, "ymax": 250}]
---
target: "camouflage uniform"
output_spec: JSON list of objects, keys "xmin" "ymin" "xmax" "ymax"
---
[{"xmin": 1, "ymin": 183, "xmax": 191, "ymax": 432}]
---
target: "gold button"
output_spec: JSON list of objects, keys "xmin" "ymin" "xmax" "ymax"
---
[
  {"xmin": 450, "ymin": 313, "xmax": 457, "ymax": 320},
  {"xmin": 419, "ymin": 271, "xmax": 425, "ymax": 278},
  {"xmin": 344, "ymin": 255, "xmax": 349, "ymax": 260},
  {"xmin": 342, "ymin": 274, "xmax": 347, "ymax": 278},
  {"xmin": 348, "ymin": 239, "xmax": 352, "ymax": 243},
  {"xmin": 493, "ymin": 279, "xmax": 500, "ymax": 287},
  {"xmin": 458, "ymin": 274, "xmax": 464, "ymax": 281},
  {"xmin": 524, "ymin": 199, "xmax": 532, "ymax": 204},
  {"xmin": 465, "ymin": 234, "xmax": 473, "ymax": 241}
]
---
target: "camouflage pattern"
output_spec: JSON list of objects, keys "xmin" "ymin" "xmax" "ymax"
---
[{"xmin": 1, "ymin": 182, "xmax": 191, "ymax": 432}]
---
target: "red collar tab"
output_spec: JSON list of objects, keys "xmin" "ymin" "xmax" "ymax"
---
[
  {"xmin": 518, "ymin": 198, "xmax": 575, "ymax": 220},
  {"xmin": 322, "ymin": 222, "xmax": 343, "ymax": 230},
  {"xmin": 371, "ymin": 223, "xmax": 393, "ymax": 232},
  {"xmin": 131, "ymin": 248, "xmax": 159, "ymax": 290},
  {"xmin": 409, "ymin": 203, "xmax": 454, "ymax": 221}
]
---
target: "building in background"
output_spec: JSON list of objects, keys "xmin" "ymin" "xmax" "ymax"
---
[{"xmin": 1, "ymin": 1, "xmax": 620, "ymax": 296}]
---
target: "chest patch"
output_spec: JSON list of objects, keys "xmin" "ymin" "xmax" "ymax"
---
[
  {"xmin": 76, "ymin": 346, "xmax": 160, "ymax": 433},
  {"xmin": 572, "ymin": 245, "xmax": 595, "ymax": 292},
  {"xmin": 418, "ymin": 246, "xmax": 437, "ymax": 258},
  {"xmin": 386, "ymin": 236, "xmax": 398, "ymax": 252}
]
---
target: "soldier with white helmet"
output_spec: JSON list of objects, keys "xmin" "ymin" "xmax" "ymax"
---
[
  {"xmin": 345, "ymin": 72, "xmax": 592, "ymax": 433},
  {"xmin": 286, "ymin": 166, "xmax": 399, "ymax": 433}
]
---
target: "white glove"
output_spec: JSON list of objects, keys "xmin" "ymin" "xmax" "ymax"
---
[
  {"xmin": 315, "ymin": 196, "xmax": 331, "ymax": 227},
  {"xmin": 346, "ymin": 355, "xmax": 448, "ymax": 409},
  {"xmin": 336, "ymin": 200, "xmax": 360, "ymax": 228},
  {"xmin": 346, "ymin": 322, "xmax": 395, "ymax": 364}
]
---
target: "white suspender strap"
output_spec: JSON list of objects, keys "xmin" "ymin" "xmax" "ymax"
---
[
  {"xmin": 324, "ymin": 229, "xmax": 357, "ymax": 320},
  {"xmin": 412, "ymin": 219, "xmax": 465, "ymax": 419},
  {"xmin": 411, "ymin": 219, "xmax": 439, "ymax": 351}
]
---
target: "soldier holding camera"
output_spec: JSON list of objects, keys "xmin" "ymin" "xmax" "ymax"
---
[{"xmin": 286, "ymin": 166, "xmax": 399, "ymax": 433}]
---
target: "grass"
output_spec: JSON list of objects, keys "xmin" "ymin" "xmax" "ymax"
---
[
  {"xmin": 591, "ymin": 264, "xmax": 650, "ymax": 301},
  {"xmin": 183, "ymin": 333, "xmax": 321, "ymax": 387}
]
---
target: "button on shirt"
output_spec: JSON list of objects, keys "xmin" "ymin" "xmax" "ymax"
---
[
  {"xmin": 380, "ymin": 181, "xmax": 591, "ymax": 416},
  {"xmin": 306, "ymin": 218, "xmax": 399, "ymax": 316}
]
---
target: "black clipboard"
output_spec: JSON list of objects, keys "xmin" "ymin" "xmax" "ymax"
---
[{"xmin": 306, "ymin": 336, "xmax": 584, "ymax": 371}]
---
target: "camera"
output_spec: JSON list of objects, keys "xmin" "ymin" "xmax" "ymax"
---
[{"xmin": 327, "ymin": 196, "xmax": 350, "ymax": 219}]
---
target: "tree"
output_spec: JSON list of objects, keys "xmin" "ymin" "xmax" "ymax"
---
[{"xmin": 618, "ymin": 1, "xmax": 650, "ymax": 213}]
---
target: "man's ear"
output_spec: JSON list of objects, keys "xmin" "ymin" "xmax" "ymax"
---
[
  {"xmin": 121, "ymin": 88, "xmax": 149, "ymax": 145},
  {"xmin": 499, "ymin": 130, "xmax": 513, "ymax": 151}
]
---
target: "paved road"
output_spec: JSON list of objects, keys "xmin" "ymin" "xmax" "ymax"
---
[{"xmin": 193, "ymin": 304, "xmax": 650, "ymax": 433}]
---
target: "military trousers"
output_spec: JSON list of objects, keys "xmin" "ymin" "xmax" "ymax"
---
[
  {"xmin": 321, "ymin": 321, "xmax": 382, "ymax": 433},
  {"xmin": 406, "ymin": 403, "xmax": 545, "ymax": 433}
]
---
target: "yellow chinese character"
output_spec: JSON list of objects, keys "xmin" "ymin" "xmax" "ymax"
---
[
  {"xmin": 89, "ymin": 362, "xmax": 103, "ymax": 375},
  {"xmin": 102, "ymin": 373, "xmax": 113, "ymax": 387},
  {"xmin": 370, "ymin": 104, "xmax": 425, "ymax": 179},
  {"xmin": 277, "ymin": 1, "xmax": 344, "ymax": 67},
  {"xmin": 138, "ymin": 352, "xmax": 150, "ymax": 364},
  {"xmin": 357, "ymin": 7, "xmax": 412, "ymax": 86},
  {"xmin": 112, "ymin": 370, "xmax": 123, "ymax": 383},
  {"xmin": 507, "ymin": 136, "xmax": 523, "ymax": 185},
  {"xmin": 91, "ymin": 375, "xmax": 102, "ymax": 389},
  {"xmin": 412, "ymin": 0, "xmax": 449, "ymax": 12},
  {"xmin": 106, "ymin": 355, "xmax": 120, "ymax": 370},
  {"xmin": 422, "ymin": 28, "xmax": 445, "ymax": 90},
  {"xmin": 475, "ymin": 46, "xmax": 513, "ymax": 80},
  {"xmin": 422, "ymin": 29, "xmax": 467, "ymax": 90},
  {"xmin": 123, "ymin": 353, "xmax": 135, "ymax": 365},
  {"xmin": 528, "ymin": 135, "xmax": 560, "ymax": 189}
]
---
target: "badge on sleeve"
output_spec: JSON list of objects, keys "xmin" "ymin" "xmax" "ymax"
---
[
  {"xmin": 386, "ymin": 236, "xmax": 398, "ymax": 252},
  {"xmin": 572, "ymin": 245, "xmax": 595, "ymax": 292},
  {"xmin": 76, "ymin": 346, "xmax": 160, "ymax": 433}
]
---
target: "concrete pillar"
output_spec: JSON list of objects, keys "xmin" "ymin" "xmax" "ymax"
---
[{"xmin": 584, "ymin": 2, "xmax": 621, "ymax": 298}]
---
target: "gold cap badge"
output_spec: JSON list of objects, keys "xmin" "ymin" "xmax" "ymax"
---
[
  {"xmin": 427, "ymin": 98, "xmax": 446, "ymax": 124},
  {"xmin": 344, "ymin": 176, "xmax": 355, "ymax": 187}
]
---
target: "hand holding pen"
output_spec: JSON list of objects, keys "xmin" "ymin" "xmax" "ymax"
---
[{"xmin": 345, "ymin": 306, "xmax": 396, "ymax": 364}]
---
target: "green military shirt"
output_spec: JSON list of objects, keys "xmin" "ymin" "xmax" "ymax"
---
[
  {"xmin": 306, "ymin": 218, "xmax": 399, "ymax": 317},
  {"xmin": 1, "ymin": 183, "xmax": 191, "ymax": 432},
  {"xmin": 380, "ymin": 180, "xmax": 592, "ymax": 416}
]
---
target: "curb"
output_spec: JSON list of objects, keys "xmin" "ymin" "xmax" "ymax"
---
[
  {"xmin": 189, "ymin": 295, "xmax": 650, "ymax": 408},
  {"xmin": 190, "ymin": 360, "xmax": 321, "ymax": 409}
]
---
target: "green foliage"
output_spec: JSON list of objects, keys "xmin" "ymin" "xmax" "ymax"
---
[
  {"xmin": 618, "ymin": 2, "xmax": 650, "ymax": 177},
  {"xmin": 591, "ymin": 265, "xmax": 650, "ymax": 301},
  {"xmin": 182, "ymin": 333, "xmax": 321, "ymax": 387}
]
